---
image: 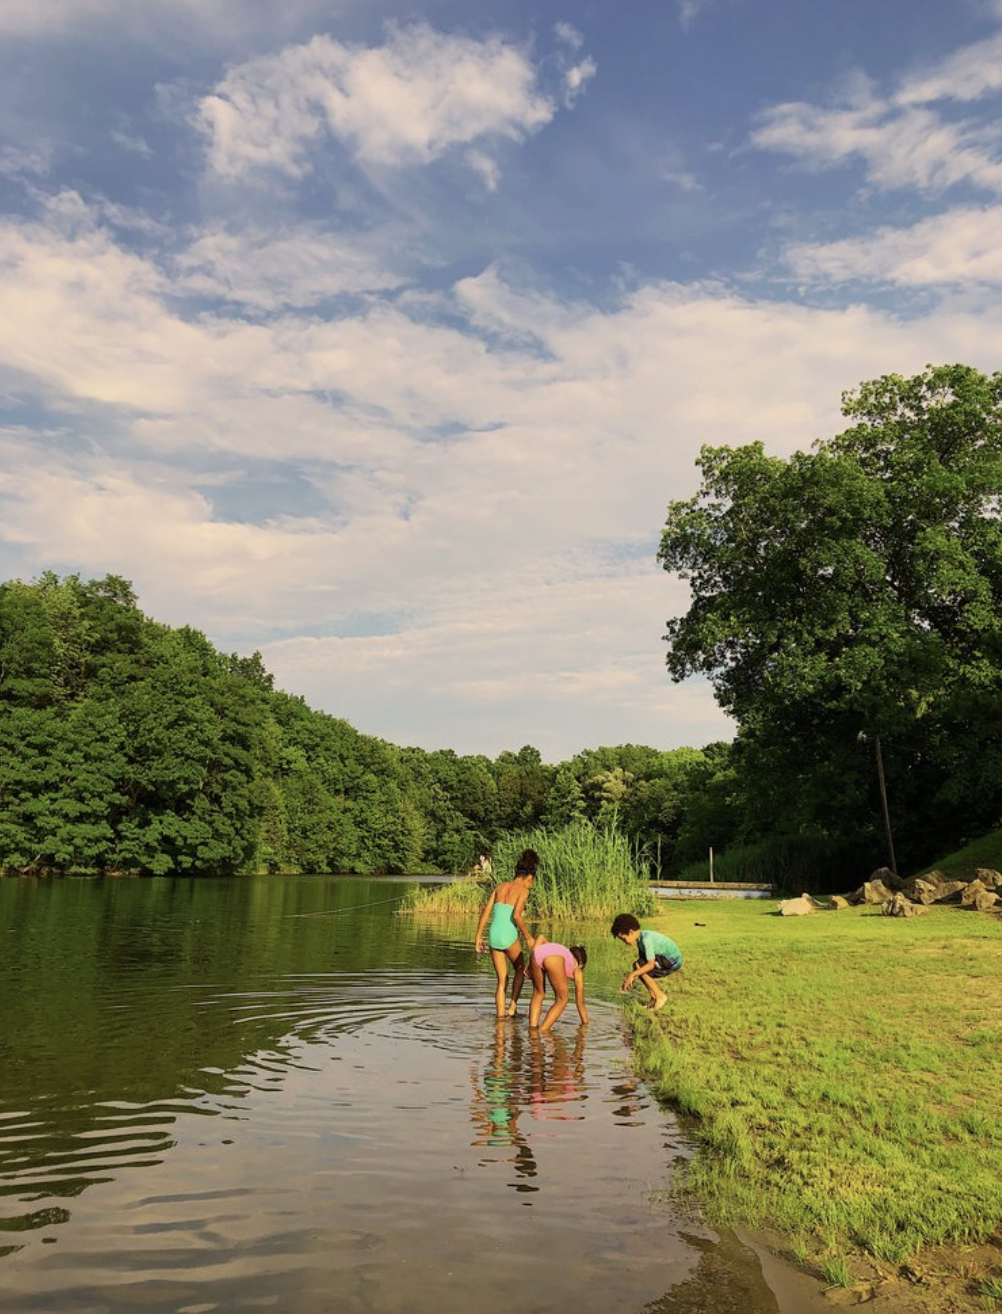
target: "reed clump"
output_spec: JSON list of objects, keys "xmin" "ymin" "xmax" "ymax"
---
[{"xmin": 405, "ymin": 822, "xmax": 655, "ymax": 920}]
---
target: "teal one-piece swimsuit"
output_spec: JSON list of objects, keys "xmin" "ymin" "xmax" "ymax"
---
[{"xmin": 487, "ymin": 902, "xmax": 519, "ymax": 951}]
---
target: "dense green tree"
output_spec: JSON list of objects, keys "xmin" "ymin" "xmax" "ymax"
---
[
  {"xmin": 658, "ymin": 364, "xmax": 1002, "ymax": 865},
  {"xmin": 0, "ymin": 699, "xmax": 127, "ymax": 871},
  {"xmin": 113, "ymin": 627, "xmax": 265, "ymax": 873},
  {"xmin": 541, "ymin": 766, "xmax": 587, "ymax": 829},
  {"xmin": 494, "ymin": 745, "xmax": 551, "ymax": 831}
]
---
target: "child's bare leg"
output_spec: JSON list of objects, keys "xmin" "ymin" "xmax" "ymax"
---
[
  {"xmin": 640, "ymin": 974, "xmax": 667, "ymax": 1009},
  {"xmin": 507, "ymin": 949, "xmax": 526, "ymax": 1015},
  {"xmin": 490, "ymin": 949, "xmax": 509, "ymax": 1018},
  {"xmin": 528, "ymin": 957, "xmax": 546, "ymax": 1029},
  {"xmin": 539, "ymin": 962, "xmax": 569, "ymax": 1032}
]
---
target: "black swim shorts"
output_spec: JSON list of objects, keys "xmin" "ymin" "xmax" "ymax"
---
[{"xmin": 649, "ymin": 954, "xmax": 682, "ymax": 978}]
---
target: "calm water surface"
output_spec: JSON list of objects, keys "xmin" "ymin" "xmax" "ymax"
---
[{"xmin": 1, "ymin": 876, "xmax": 806, "ymax": 1314}]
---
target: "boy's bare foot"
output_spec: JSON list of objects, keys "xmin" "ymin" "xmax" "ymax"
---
[
  {"xmin": 648, "ymin": 996, "xmax": 668, "ymax": 1011},
  {"xmin": 507, "ymin": 1004, "xmax": 518, "ymax": 1016}
]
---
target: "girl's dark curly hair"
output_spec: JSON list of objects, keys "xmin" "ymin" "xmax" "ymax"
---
[{"xmin": 514, "ymin": 848, "xmax": 539, "ymax": 876}]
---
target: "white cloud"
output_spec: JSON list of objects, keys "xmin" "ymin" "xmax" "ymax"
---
[
  {"xmin": 258, "ymin": 573, "xmax": 736, "ymax": 757},
  {"xmin": 554, "ymin": 22, "xmax": 583, "ymax": 52},
  {"xmin": 896, "ymin": 30, "xmax": 1002, "ymax": 105},
  {"xmin": 110, "ymin": 128, "xmax": 153, "ymax": 158},
  {"xmin": 175, "ymin": 225, "xmax": 410, "ymax": 309},
  {"xmin": 785, "ymin": 206, "xmax": 1002, "ymax": 288},
  {"xmin": 0, "ymin": 141, "xmax": 57, "ymax": 179},
  {"xmin": 562, "ymin": 56, "xmax": 596, "ymax": 107},
  {"xmin": 197, "ymin": 25, "xmax": 558, "ymax": 181},
  {"xmin": 751, "ymin": 91, "xmax": 1002, "ymax": 196},
  {"xmin": 676, "ymin": 0, "xmax": 711, "ymax": 30},
  {"xmin": 751, "ymin": 16, "xmax": 1002, "ymax": 199},
  {"xmin": 465, "ymin": 149, "xmax": 501, "ymax": 192}
]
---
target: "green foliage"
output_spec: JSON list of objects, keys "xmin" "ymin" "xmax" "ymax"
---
[
  {"xmin": 409, "ymin": 821, "xmax": 655, "ymax": 920},
  {"xmin": 659, "ymin": 364, "xmax": 1002, "ymax": 869},
  {"xmin": 677, "ymin": 834, "xmax": 877, "ymax": 895}
]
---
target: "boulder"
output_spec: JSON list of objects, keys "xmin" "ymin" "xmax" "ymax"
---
[
  {"xmin": 960, "ymin": 880, "xmax": 987, "ymax": 907},
  {"xmin": 911, "ymin": 879, "xmax": 944, "ymax": 905},
  {"xmin": 975, "ymin": 890, "xmax": 1000, "ymax": 912},
  {"xmin": 870, "ymin": 865, "xmax": 903, "ymax": 890},
  {"xmin": 778, "ymin": 894, "xmax": 820, "ymax": 916},
  {"xmin": 829, "ymin": 895, "xmax": 850, "ymax": 910},
  {"xmin": 881, "ymin": 893, "xmax": 928, "ymax": 918},
  {"xmin": 927, "ymin": 880, "xmax": 968, "ymax": 903},
  {"xmin": 861, "ymin": 879, "xmax": 894, "ymax": 904},
  {"xmin": 975, "ymin": 868, "xmax": 1002, "ymax": 890}
]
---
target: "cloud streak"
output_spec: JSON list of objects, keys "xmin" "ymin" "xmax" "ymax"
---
[{"xmin": 197, "ymin": 24, "xmax": 572, "ymax": 181}]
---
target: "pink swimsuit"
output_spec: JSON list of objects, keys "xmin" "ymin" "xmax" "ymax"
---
[{"xmin": 532, "ymin": 942, "xmax": 577, "ymax": 976}]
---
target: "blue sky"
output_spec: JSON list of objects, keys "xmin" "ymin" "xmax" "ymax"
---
[{"xmin": 3, "ymin": 0, "xmax": 1002, "ymax": 761}]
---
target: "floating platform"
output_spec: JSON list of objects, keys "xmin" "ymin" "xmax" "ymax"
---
[{"xmin": 651, "ymin": 881, "xmax": 775, "ymax": 900}]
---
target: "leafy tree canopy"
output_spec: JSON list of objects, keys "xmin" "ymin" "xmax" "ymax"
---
[{"xmin": 658, "ymin": 364, "xmax": 1002, "ymax": 858}]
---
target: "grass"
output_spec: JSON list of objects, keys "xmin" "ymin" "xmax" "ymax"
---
[
  {"xmin": 625, "ymin": 897, "xmax": 1002, "ymax": 1267},
  {"xmin": 918, "ymin": 825, "xmax": 1002, "ymax": 884},
  {"xmin": 820, "ymin": 1254, "xmax": 852, "ymax": 1289},
  {"xmin": 403, "ymin": 822, "xmax": 655, "ymax": 920}
]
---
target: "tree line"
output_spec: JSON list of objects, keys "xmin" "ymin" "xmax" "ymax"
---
[{"xmin": 0, "ymin": 572, "xmax": 729, "ymax": 876}]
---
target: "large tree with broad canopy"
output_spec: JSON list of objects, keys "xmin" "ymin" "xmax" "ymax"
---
[{"xmin": 658, "ymin": 364, "xmax": 1002, "ymax": 865}]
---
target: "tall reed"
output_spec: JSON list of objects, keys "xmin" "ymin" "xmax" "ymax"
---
[{"xmin": 406, "ymin": 822, "xmax": 655, "ymax": 920}]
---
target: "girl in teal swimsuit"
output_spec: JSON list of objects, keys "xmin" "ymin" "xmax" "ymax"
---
[{"xmin": 474, "ymin": 850, "xmax": 538, "ymax": 1018}]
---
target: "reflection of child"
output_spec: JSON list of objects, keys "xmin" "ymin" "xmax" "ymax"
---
[
  {"xmin": 475, "ymin": 849, "xmax": 537, "ymax": 1017},
  {"xmin": 528, "ymin": 938, "xmax": 588, "ymax": 1032},
  {"xmin": 527, "ymin": 1028, "xmax": 586, "ymax": 1121},
  {"xmin": 610, "ymin": 913, "xmax": 682, "ymax": 1012},
  {"xmin": 470, "ymin": 1021, "xmax": 538, "ymax": 1182}
]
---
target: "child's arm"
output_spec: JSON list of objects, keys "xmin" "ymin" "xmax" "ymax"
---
[
  {"xmin": 512, "ymin": 889, "xmax": 533, "ymax": 945},
  {"xmin": 622, "ymin": 957, "xmax": 656, "ymax": 990},
  {"xmin": 474, "ymin": 892, "xmax": 496, "ymax": 953},
  {"xmin": 573, "ymin": 970, "xmax": 588, "ymax": 1025}
]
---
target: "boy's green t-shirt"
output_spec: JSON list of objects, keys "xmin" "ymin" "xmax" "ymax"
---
[{"xmin": 638, "ymin": 928, "xmax": 682, "ymax": 965}]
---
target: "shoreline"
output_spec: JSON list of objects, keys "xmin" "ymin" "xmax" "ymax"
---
[{"xmin": 626, "ymin": 899, "xmax": 1002, "ymax": 1314}]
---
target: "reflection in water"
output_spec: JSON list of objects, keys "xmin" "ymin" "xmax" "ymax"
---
[
  {"xmin": 471, "ymin": 1022, "xmax": 619, "ymax": 1199},
  {"xmin": 471, "ymin": 1021, "xmax": 537, "ymax": 1184}
]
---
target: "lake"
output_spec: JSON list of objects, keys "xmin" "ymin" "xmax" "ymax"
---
[{"xmin": 0, "ymin": 875, "xmax": 820, "ymax": 1314}]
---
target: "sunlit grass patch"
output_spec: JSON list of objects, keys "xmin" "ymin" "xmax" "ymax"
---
[
  {"xmin": 820, "ymin": 1254, "xmax": 852, "ymax": 1288},
  {"xmin": 626, "ymin": 899, "xmax": 1002, "ymax": 1265}
]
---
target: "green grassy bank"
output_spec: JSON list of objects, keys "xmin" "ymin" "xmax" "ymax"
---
[{"xmin": 627, "ymin": 898, "xmax": 1002, "ymax": 1269}]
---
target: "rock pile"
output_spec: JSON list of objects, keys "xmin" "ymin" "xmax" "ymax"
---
[{"xmin": 777, "ymin": 867, "xmax": 1002, "ymax": 917}]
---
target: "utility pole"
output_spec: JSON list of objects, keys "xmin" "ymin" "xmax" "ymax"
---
[
  {"xmin": 859, "ymin": 730, "xmax": 897, "ymax": 874},
  {"xmin": 874, "ymin": 735, "xmax": 897, "ymax": 875}
]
